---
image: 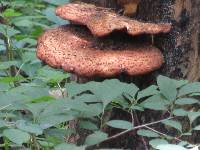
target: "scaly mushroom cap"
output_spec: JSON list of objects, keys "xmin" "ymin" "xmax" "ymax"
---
[
  {"xmin": 55, "ymin": 3, "xmax": 171, "ymax": 37},
  {"xmin": 37, "ymin": 25, "xmax": 164, "ymax": 77}
]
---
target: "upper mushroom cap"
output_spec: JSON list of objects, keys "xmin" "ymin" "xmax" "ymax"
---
[
  {"xmin": 37, "ymin": 25, "xmax": 164, "ymax": 77},
  {"xmin": 55, "ymin": 3, "xmax": 171, "ymax": 37}
]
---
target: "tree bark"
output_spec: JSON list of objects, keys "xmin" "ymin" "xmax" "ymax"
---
[{"xmin": 71, "ymin": 0, "xmax": 200, "ymax": 149}]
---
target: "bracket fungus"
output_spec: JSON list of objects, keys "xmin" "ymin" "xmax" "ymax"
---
[
  {"xmin": 36, "ymin": 2, "xmax": 172, "ymax": 77},
  {"xmin": 37, "ymin": 25, "xmax": 164, "ymax": 77},
  {"xmin": 55, "ymin": 3, "xmax": 171, "ymax": 37}
]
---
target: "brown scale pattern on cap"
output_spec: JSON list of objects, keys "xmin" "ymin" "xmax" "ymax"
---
[
  {"xmin": 55, "ymin": 3, "xmax": 171, "ymax": 37},
  {"xmin": 37, "ymin": 25, "xmax": 164, "ymax": 77}
]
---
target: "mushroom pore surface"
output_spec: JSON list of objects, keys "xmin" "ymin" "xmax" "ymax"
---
[
  {"xmin": 55, "ymin": 3, "xmax": 171, "ymax": 37},
  {"xmin": 37, "ymin": 25, "xmax": 164, "ymax": 77}
]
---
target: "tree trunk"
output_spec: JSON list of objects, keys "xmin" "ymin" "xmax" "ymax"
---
[{"xmin": 71, "ymin": 0, "xmax": 200, "ymax": 149}]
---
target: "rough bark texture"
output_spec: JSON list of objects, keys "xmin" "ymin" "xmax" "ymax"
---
[{"xmin": 138, "ymin": 0, "xmax": 200, "ymax": 81}]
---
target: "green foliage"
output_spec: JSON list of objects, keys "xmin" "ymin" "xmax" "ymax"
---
[{"xmin": 0, "ymin": 0, "xmax": 200, "ymax": 150}]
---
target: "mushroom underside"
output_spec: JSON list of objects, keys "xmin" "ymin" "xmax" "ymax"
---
[
  {"xmin": 37, "ymin": 25, "xmax": 164, "ymax": 77},
  {"xmin": 55, "ymin": 3, "xmax": 171, "ymax": 37}
]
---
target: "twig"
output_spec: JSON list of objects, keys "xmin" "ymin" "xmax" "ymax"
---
[
  {"xmin": 133, "ymin": 111, "xmax": 149, "ymax": 150},
  {"xmin": 145, "ymin": 126, "xmax": 182, "ymax": 142},
  {"xmin": 96, "ymin": 116, "xmax": 174, "ymax": 145},
  {"xmin": 0, "ymin": 104, "xmax": 12, "ymax": 111}
]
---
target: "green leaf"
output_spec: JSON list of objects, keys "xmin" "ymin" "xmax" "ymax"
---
[
  {"xmin": 0, "ymin": 83, "xmax": 10, "ymax": 91},
  {"xmin": 137, "ymin": 85, "xmax": 159, "ymax": 99},
  {"xmin": 106, "ymin": 120, "xmax": 133, "ymax": 130},
  {"xmin": 3, "ymin": 129, "xmax": 30, "ymax": 145},
  {"xmin": 3, "ymin": 9, "xmax": 22, "ymax": 17},
  {"xmin": 85, "ymin": 131, "xmax": 108, "ymax": 146},
  {"xmin": 139, "ymin": 94, "xmax": 169, "ymax": 110},
  {"xmin": 172, "ymin": 79, "xmax": 189, "ymax": 88},
  {"xmin": 79, "ymin": 121, "xmax": 98, "ymax": 131},
  {"xmin": 14, "ymin": 19, "xmax": 34, "ymax": 27},
  {"xmin": 178, "ymin": 82, "xmax": 200, "ymax": 96},
  {"xmin": 193, "ymin": 125, "xmax": 200, "ymax": 130},
  {"xmin": 173, "ymin": 109, "xmax": 188, "ymax": 116},
  {"xmin": 66, "ymin": 79, "xmax": 139, "ymax": 109},
  {"xmin": 175, "ymin": 98, "xmax": 199, "ymax": 105},
  {"xmin": 0, "ymin": 24, "xmax": 20, "ymax": 37},
  {"xmin": 43, "ymin": 0, "xmax": 70, "ymax": 5},
  {"xmin": 43, "ymin": 7, "xmax": 68, "ymax": 25},
  {"xmin": 0, "ymin": 120, "xmax": 8, "ymax": 128},
  {"xmin": 37, "ymin": 66, "xmax": 69, "ymax": 83},
  {"xmin": 0, "ymin": 61, "xmax": 19, "ymax": 70},
  {"xmin": 156, "ymin": 144, "xmax": 187, "ymax": 150},
  {"xmin": 157, "ymin": 75, "xmax": 177, "ymax": 101},
  {"xmin": 188, "ymin": 111, "xmax": 200, "ymax": 124},
  {"xmin": 55, "ymin": 143, "xmax": 86, "ymax": 150},
  {"xmin": 149, "ymin": 139, "xmax": 168, "ymax": 149},
  {"xmin": 0, "ymin": 76, "xmax": 25, "ymax": 83},
  {"xmin": 39, "ymin": 115, "xmax": 75, "ymax": 129},
  {"xmin": 16, "ymin": 120, "xmax": 43, "ymax": 135},
  {"xmin": 162, "ymin": 120, "xmax": 182, "ymax": 132},
  {"xmin": 137, "ymin": 129, "xmax": 159, "ymax": 137}
]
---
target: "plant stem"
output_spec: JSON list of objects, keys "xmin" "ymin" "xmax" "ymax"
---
[
  {"xmin": 4, "ymin": 137, "xmax": 9, "ymax": 150},
  {"xmin": 89, "ymin": 116, "xmax": 174, "ymax": 147}
]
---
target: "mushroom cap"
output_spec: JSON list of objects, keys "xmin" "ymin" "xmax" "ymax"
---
[
  {"xmin": 37, "ymin": 25, "xmax": 164, "ymax": 77},
  {"xmin": 55, "ymin": 3, "xmax": 171, "ymax": 37}
]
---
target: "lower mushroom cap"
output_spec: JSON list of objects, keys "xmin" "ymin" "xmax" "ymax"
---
[
  {"xmin": 55, "ymin": 3, "xmax": 171, "ymax": 37},
  {"xmin": 37, "ymin": 25, "xmax": 164, "ymax": 77}
]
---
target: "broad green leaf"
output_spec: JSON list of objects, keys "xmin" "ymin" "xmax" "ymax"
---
[
  {"xmin": 175, "ymin": 98, "xmax": 199, "ymax": 105},
  {"xmin": 16, "ymin": 120, "xmax": 43, "ymax": 135},
  {"xmin": 38, "ymin": 140, "xmax": 54, "ymax": 147},
  {"xmin": 137, "ymin": 85, "xmax": 159, "ymax": 99},
  {"xmin": 14, "ymin": 19, "xmax": 34, "ymax": 27},
  {"xmin": 66, "ymin": 79, "xmax": 139, "ymax": 108},
  {"xmin": 157, "ymin": 144, "xmax": 187, "ymax": 150},
  {"xmin": 106, "ymin": 120, "xmax": 133, "ymax": 130},
  {"xmin": 43, "ymin": 0, "xmax": 70, "ymax": 5},
  {"xmin": 0, "ymin": 61, "xmax": 19, "ymax": 70},
  {"xmin": 0, "ymin": 120, "xmax": 8, "ymax": 128},
  {"xmin": 0, "ymin": 76, "xmax": 25, "ymax": 83},
  {"xmin": 0, "ymin": 83, "xmax": 10, "ymax": 91},
  {"xmin": 173, "ymin": 109, "xmax": 188, "ymax": 116},
  {"xmin": 137, "ymin": 129, "xmax": 159, "ymax": 137},
  {"xmin": 193, "ymin": 125, "xmax": 200, "ymax": 130},
  {"xmin": 178, "ymin": 141, "xmax": 189, "ymax": 146},
  {"xmin": 139, "ymin": 94, "xmax": 169, "ymax": 110},
  {"xmin": 178, "ymin": 82, "xmax": 200, "ymax": 96},
  {"xmin": 157, "ymin": 75, "xmax": 177, "ymax": 101},
  {"xmin": 37, "ymin": 66, "xmax": 69, "ymax": 83},
  {"xmin": 0, "ymin": 24, "xmax": 20, "ymax": 37},
  {"xmin": 188, "ymin": 112, "xmax": 200, "ymax": 124},
  {"xmin": 85, "ymin": 131, "xmax": 108, "ymax": 146},
  {"xmin": 55, "ymin": 143, "xmax": 86, "ymax": 150},
  {"xmin": 172, "ymin": 79, "xmax": 189, "ymax": 88},
  {"xmin": 3, "ymin": 8, "xmax": 22, "ymax": 17},
  {"xmin": 45, "ymin": 128, "xmax": 75, "ymax": 142},
  {"xmin": 149, "ymin": 139, "xmax": 168, "ymax": 149},
  {"xmin": 162, "ymin": 120, "xmax": 182, "ymax": 132},
  {"xmin": 43, "ymin": 7, "xmax": 68, "ymax": 25},
  {"xmin": 79, "ymin": 121, "xmax": 98, "ymax": 131},
  {"xmin": 3, "ymin": 129, "xmax": 30, "ymax": 145},
  {"xmin": 130, "ymin": 105, "xmax": 144, "ymax": 111},
  {"xmin": 39, "ymin": 115, "xmax": 75, "ymax": 129}
]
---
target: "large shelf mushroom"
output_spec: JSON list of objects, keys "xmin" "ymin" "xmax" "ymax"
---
[
  {"xmin": 55, "ymin": 3, "xmax": 171, "ymax": 37},
  {"xmin": 37, "ymin": 2, "xmax": 171, "ymax": 77}
]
